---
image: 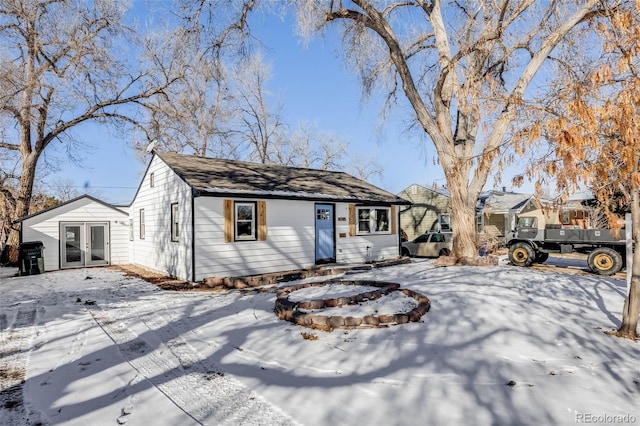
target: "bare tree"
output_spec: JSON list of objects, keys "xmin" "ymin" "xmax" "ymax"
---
[
  {"xmin": 47, "ymin": 178, "xmax": 82, "ymax": 202},
  {"xmin": 275, "ymin": 121, "xmax": 347, "ymax": 169},
  {"xmin": 0, "ymin": 0, "xmax": 183, "ymax": 261},
  {"xmin": 289, "ymin": 0, "xmax": 606, "ymax": 258},
  {"xmin": 232, "ymin": 53, "xmax": 288, "ymax": 163},
  {"xmin": 141, "ymin": 52, "xmax": 239, "ymax": 158},
  {"xmin": 285, "ymin": 122, "xmax": 383, "ymax": 179},
  {"xmin": 348, "ymin": 152, "xmax": 382, "ymax": 182}
]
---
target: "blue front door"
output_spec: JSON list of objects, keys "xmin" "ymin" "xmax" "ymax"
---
[{"xmin": 315, "ymin": 204, "xmax": 335, "ymax": 263}]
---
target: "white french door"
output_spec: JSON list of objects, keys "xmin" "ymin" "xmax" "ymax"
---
[{"xmin": 60, "ymin": 222, "xmax": 110, "ymax": 268}]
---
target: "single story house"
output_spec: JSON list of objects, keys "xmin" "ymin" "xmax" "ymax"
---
[
  {"xmin": 19, "ymin": 151, "xmax": 409, "ymax": 282},
  {"xmin": 16, "ymin": 195, "xmax": 130, "ymax": 271},
  {"xmin": 476, "ymin": 190, "xmax": 537, "ymax": 239},
  {"xmin": 397, "ymin": 184, "xmax": 451, "ymax": 241}
]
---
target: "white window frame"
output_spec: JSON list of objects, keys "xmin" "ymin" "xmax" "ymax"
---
[
  {"xmin": 356, "ymin": 207, "xmax": 391, "ymax": 235},
  {"xmin": 139, "ymin": 209, "xmax": 145, "ymax": 240},
  {"xmin": 235, "ymin": 202, "xmax": 256, "ymax": 241},
  {"xmin": 149, "ymin": 172, "xmax": 155, "ymax": 188},
  {"xmin": 438, "ymin": 213, "xmax": 451, "ymax": 231},
  {"xmin": 171, "ymin": 203, "xmax": 179, "ymax": 242},
  {"xmin": 476, "ymin": 213, "xmax": 485, "ymax": 233}
]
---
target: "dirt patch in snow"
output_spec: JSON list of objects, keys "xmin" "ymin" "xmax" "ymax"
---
[{"xmin": 113, "ymin": 265, "xmax": 198, "ymax": 291}]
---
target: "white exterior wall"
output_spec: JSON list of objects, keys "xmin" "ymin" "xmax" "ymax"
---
[
  {"xmin": 21, "ymin": 198, "xmax": 129, "ymax": 271},
  {"xmin": 129, "ymin": 156, "xmax": 193, "ymax": 280},
  {"xmin": 193, "ymin": 199, "xmax": 400, "ymax": 281},
  {"xmin": 193, "ymin": 198, "xmax": 316, "ymax": 280},
  {"xmin": 334, "ymin": 203, "xmax": 400, "ymax": 264}
]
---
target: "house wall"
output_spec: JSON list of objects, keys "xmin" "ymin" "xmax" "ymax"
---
[
  {"xmin": 398, "ymin": 184, "xmax": 450, "ymax": 240},
  {"xmin": 334, "ymin": 203, "xmax": 399, "ymax": 264},
  {"xmin": 192, "ymin": 198, "xmax": 400, "ymax": 281},
  {"xmin": 482, "ymin": 214, "xmax": 507, "ymax": 239},
  {"xmin": 193, "ymin": 197, "xmax": 314, "ymax": 280},
  {"xmin": 129, "ymin": 156, "xmax": 193, "ymax": 280},
  {"xmin": 21, "ymin": 198, "xmax": 129, "ymax": 271}
]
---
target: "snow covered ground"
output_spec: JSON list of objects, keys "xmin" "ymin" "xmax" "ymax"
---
[{"xmin": 1, "ymin": 258, "xmax": 639, "ymax": 426}]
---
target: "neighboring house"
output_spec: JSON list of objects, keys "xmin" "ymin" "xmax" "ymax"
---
[
  {"xmin": 397, "ymin": 184, "xmax": 451, "ymax": 241},
  {"xmin": 521, "ymin": 198, "xmax": 594, "ymax": 230},
  {"xmin": 16, "ymin": 195, "xmax": 130, "ymax": 271},
  {"xmin": 476, "ymin": 190, "xmax": 537, "ymax": 239},
  {"xmin": 16, "ymin": 153, "xmax": 409, "ymax": 281},
  {"xmin": 552, "ymin": 199, "xmax": 591, "ymax": 228}
]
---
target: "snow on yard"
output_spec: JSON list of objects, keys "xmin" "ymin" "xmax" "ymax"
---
[{"xmin": 1, "ymin": 258, "xmax": 639, "ymax": 426}]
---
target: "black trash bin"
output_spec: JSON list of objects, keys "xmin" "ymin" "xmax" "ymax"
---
[{"xmin": 19, "ymin": 241, "xmax": 45, "ymax": 276}]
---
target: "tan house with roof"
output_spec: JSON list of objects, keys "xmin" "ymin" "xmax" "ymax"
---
[{"xmin": 397, "ymin": 184, "xmax": 451, "ymax": 241}]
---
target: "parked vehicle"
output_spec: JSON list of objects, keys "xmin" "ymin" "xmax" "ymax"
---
[
  {"xmin": 506, "ymin": 209, "xmax": 627, "ymax": 275},
  {"xmin": 401, "ymin": 232, "xmax": 453, "ymax": 258}
]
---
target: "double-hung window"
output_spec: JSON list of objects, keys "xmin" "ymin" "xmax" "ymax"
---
[
  {"xmin": 171, "ymin": 203, "xmax": 179, "ymax": 242},
  {"xmin": 235, "ymin": 202, "xmax": 256, "ymax": 240},
  {"xmin": 357, "ymin": 207, "xmax": 391, "ymax": 234},
  {"xmin": 139, "ymin": 209, "xmax": 145, "ymax": 239},
  {"xmin": 438, "ymin": 213, "xmax": 451, "ymax": 231}
]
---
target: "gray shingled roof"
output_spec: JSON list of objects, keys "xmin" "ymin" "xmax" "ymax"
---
[
  {"xmin": 156, "ymin": 152, "xmax": 409, "ymax": 204},
  {"xmin": 477, "ymin": 191, "xmax": 533, "ymax": 214}
]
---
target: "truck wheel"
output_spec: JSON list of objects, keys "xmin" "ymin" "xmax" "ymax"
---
[
  {"xmin": 509, "ymin": 243, "xmax": 534, "ymax": 267},
  {"xmin": 587, "ymin": 248, "xmax": 623, "ymax": 275},
  {"xmin": 535, "ymin": 252, "xmax": 549, "ymax": 263}
]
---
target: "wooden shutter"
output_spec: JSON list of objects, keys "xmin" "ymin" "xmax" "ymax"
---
[
  {"xmin": 390, "ymin": 205, "xmax": 397, "ymax": 234},
  {"xmin": 349, "ymin": 204, "xmax": 356, "ymax": 237},
  {"xmin": 223, "ymin": 199, "xmax": 233, "ymax": 243},
  {"xmin": 257, "ymin": 201, "xmax": 267, "ymax": 241}
]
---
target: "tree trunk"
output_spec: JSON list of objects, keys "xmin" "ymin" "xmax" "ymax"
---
[
  {"xmin": 615, "ymin": 188, "xmax": 640, "ymax": 339},
  {"xmin": 2, "ymin": 154, "xmax": 38, "ymax": 265},
  {"xmin": 447, "ymin": 174, "xmax": 478, "ymax": 259}
]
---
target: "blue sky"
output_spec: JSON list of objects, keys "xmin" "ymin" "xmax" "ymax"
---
[{"xmin": 40, "ymin": 4, "xmax": 525, "ymax": 206}]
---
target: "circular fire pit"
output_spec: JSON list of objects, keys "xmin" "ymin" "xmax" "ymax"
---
[{"xmin": 274, "ymin": 280, "xmax": 431, "ymax": 330}]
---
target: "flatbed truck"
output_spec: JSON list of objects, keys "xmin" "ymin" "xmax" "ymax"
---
[{"xmin": 506, "ymin": 209, "xmax": 626, "ymax": 275}]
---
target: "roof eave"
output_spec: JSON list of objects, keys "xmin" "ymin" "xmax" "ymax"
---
[{"xmin": 193, "ymin": 188, "xmax": 410, "ymax": 205}]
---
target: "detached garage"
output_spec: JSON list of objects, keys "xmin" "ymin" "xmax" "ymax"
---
[{"xmin": 16, "ymin": 195, "xmax": 129, "ymax": 271}]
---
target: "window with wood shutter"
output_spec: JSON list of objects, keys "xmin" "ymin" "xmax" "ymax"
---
[
  {"xmin": 223, "ymin": 200, "xmax": 233, "ymax": 242},
  {"xmin": 349, "ymin": 204, "xmax": 356, "ymax": 237},
  {"xmin": 223, "ymin": 200, "xmax": 267, "ymax": 242},
  {"xmin": 257, "ymin": 201, "xmax": 267, "ymax": 241},
  {"xmin": 391, "ymin": 205, "xmax": 397, "ymax": 234},
  {"xmin": 355, "ymin": 206, "xmax": 392, "ymax": 235}
]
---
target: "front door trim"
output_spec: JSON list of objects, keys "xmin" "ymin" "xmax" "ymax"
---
[{"xmin": 315, "ymin": 203, "xmax": 336, "ymax": 264}]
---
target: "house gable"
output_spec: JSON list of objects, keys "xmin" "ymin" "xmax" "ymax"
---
[
  {"xmin": 398, "ymin": 184, "xmax": 450, "ymax": 240},
  {"xmin": 20, "ymin": 196, "xmax": 129, "ymax": 271}
]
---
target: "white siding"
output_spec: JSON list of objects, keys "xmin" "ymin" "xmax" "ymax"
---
[
  {"xmin": 193, "ymin": 198, "xmax": 316, "ymax": 280},
  {"xmin": 21, "ymin": 198, "xmax": 129, "ymax": 271},
  {"xmin": 129, "ymin": 156, "xmax": 193, "ymax": 280},
  {"xmin": 193, "ymin": 199, "xmax": 401, "ymax": 281},
  {"xmin": 334, "ymin": 203, "xmax": 400, "ymax": 264}
]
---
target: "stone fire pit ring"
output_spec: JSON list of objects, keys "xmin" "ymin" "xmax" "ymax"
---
[{"xmin": 274, "ymin": 280, "xmax": 431, "ymax": 330}]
